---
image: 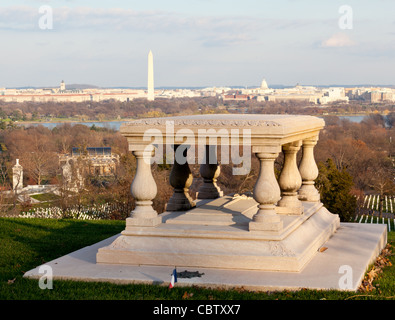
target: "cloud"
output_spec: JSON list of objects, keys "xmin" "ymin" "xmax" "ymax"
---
[
  {"xmin": 0, "ymin": 5, "xmax": 321, "ymax": 35},
  {"xmin": 0, "ymin": 5, "xmax": 341, "ymax": 52},
  {"xmin": 321, "ymin": 32, "xmax": 356, "ymax": 48},
  {"xmin": 200, "ymin": 33, "xmax": 255, "ymax": 47},
  {"xmin": 0, "ymin": 6, "xmax": 183, "ymax": 32},
  {"xmin": 0, "ymin": 6, "xmax": 265, "ymax": 48},
  {"xmin": 0, "ymin": 6, "xmax": 38, "ymax": 30}
]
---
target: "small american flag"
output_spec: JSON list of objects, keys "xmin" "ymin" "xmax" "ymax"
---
[{"xmin": 169, "ymin": 268, "xmax": 177, "ymax": 289}]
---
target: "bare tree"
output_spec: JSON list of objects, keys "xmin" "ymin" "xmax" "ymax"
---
[{"xmin": 367, "ymin": 158, "xmax": 395, "ymax": 218}]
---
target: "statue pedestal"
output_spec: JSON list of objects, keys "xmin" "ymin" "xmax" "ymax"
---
[{"xmin": 97, "ymin": 197, "xmax": 340, "ymax": 272}]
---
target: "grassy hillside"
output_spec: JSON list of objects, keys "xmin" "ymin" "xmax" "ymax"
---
[{"xmin": 0, "ymin": 218, "xmax": 394, "ymax": 301}]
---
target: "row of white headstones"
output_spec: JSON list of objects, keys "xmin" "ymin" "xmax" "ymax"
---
[
  {"xmin": 355, "ymin": 214, "xmax": 395, "ymax": 232},
  {"xmin": 361, "ymin": 194, "xmax": 394, "ymax": 213},
  {"xmin": 355, "ymin": 194, "xmax": 394, "ymax": 232}
]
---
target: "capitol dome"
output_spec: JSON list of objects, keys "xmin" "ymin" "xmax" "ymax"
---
[{"xmin": 261, "ymin": 79, "xmax": 268, "ymax": 90}]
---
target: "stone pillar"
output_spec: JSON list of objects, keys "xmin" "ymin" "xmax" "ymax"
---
[
  {"xmin": 277, "ymin": 141, "xmax": 303, "ymax": 215},
  {"xmin": 127, "ymin": 148, "xmax": 161, "ymax": 227},
  {"xmin": 12, "ymin": 159, "xmax": 23, "ymax": 193},
  {"xmin": 166, "ymin": 145, "xmax": 196, "ymax": 211},
  {"xmin": 249, "ymin": 152, "xmax": 283, "ymax": 232},
  {"xmin": 298, "ymin": 137, "xmax": 320, "ymax": 202},
  {"xmin": 197, "ymin": 145, "xmax": 223, "ymax": 199}
]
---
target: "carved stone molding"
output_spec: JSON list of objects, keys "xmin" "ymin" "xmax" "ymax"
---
[{"xmin": 126, "ymin": 118, "xmax": 281, "ymax": 127}]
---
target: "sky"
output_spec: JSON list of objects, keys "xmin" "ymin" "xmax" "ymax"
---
[{"xmin": 0, "ymin": 0, "xmax": 394, "ymax": 88}]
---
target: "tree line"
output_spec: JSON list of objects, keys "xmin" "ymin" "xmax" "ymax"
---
[
  {"xmin": 0, "ymin": 101, "xmax": 394, "ymax": 221},
  {"xmin": 1, "ymin": 97, "xmax": 394, "ymax": 123}
]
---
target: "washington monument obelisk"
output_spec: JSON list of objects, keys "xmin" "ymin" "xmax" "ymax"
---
[{"xmin": 147, "ymin": 50, "xmax": 154, "ymax": 101}]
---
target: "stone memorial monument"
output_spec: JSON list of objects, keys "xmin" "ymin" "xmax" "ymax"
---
[
  {"xmin": 24, "ymin": 114, "xmax": 388, "ymax": 291},
  {"xmin": 95, "ymin": 114, "xmax": 380, "ymax": 272},
  {"xmin": 12, "ymin": 159, "xmax": 23, "ymax": 193}
]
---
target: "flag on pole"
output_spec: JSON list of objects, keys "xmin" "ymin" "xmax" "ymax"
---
[{"xmin": 169, "ymin": 268, "xmax": 177, "ymax": 289}]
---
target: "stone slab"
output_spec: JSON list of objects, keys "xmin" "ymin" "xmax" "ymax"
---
[
  {"xmin": 123, "ymin": 198, "xmax": 325, "ymax": 241},
  {"xmin": 120, "ymin": 114, "xmax": 325, "ymax": 152},
  {"xmin": 23, "ymin": 223, "xmax": 387, "ymax": 292},
  {"xmin": 96, "ymin": 204, "xmax": 340, "ymax": 272}
]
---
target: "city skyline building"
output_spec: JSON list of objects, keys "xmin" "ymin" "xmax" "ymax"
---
[
  {"xmin": 60, "ymin": 80, "xmax": 66, "ymax": 92},
  {"xmin": 147, "ymin": 50, "xmax": 155, "ymax": 101}
]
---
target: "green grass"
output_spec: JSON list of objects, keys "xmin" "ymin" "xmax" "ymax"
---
[
  {"xmin": 0, "ymin": 217, "xmax": 394, "ymax": 300},
  {"xmin": 29, "ymin": 193, "xmax": 60, "ymax": 202}
]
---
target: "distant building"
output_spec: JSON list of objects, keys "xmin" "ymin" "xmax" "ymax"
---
[
  {"xmin": 223, "ymin": 94, "xmax": 251, "ymax": 101},
  {"xmin": 319, "ymin": 87, "xmax": 349, "ymax": 104},
  {"xmin": 345, "ymin": 87, "xmax": 395, "ymax": 103},
  {"xmin": 261, "ymin": 79, "xmax": 268, "ymax": 90},
  {"xmin": 260, "ymin": 93, "xmax": 320, "ymax": 104},
  {"xmin": 0, "ymin": 88, "xmax": 146, "ymax": 103},
  {"xmin": 59, "ymin": 147, "xmax": 120, "ymax": 177},
  {"xmin": 147, "ymin": 50, "xmax": 155, "ymax": 101},
  {"xmin": 60, "ymin": 80, "xmax": 66, "ymax": 92}
]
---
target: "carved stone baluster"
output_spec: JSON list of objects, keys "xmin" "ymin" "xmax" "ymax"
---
[
  {"xmin": 298, "ymin": 137, "xmax": 320, "ymax": 202},
  {"xmin": 127, "ymin": 147, "xmax": 162, "ymax": 227},
  {"xmin": 277, "ymin": 141, "xmax": 303, "ymax": 215},
  {"xmin": 249, "ymin": 152, "xmax": 283, "ymax": 232},
  {"xmin": 197, "ymin": 145, "xmax": 223, "ymax": 199},
  {"xmin": 166, "ymin": 144, "xmax": 196, "ymax": 211}
]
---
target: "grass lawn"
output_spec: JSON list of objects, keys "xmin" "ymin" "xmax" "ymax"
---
[
  {"xmin": 0, "ymin": 217, "xmax": 394, "ymax": 301},
  {"xmin": 29, "ymin": 193, "xmax": 60, "ymax": 202}
]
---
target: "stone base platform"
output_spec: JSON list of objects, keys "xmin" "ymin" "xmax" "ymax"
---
[
  {"xmin": 96, "ymin": 197, "xmax": 340, "ymax": 272},
  {"xmin": 23, "ymin": 222, "xmax": 387, "ymax": 292}
]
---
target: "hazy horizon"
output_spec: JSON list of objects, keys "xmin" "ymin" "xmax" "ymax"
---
[{"xmin": 4, "ymin": 83, "xmax": 395, "ymax": 90}]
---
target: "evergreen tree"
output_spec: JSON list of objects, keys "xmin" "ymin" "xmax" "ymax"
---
[{"xmin": 316, "ymin": 158, "xmax": 357, "ymax": 222}]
